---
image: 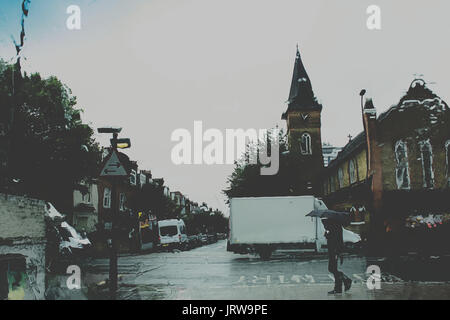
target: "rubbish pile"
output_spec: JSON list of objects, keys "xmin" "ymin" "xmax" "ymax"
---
[
  {"xmin": 45, "ymin": 203, "xmax": 91, "ymax": 257},
  {"xmin": 405, "ymin": 213, "xmax": 450, "ymax": 229}
]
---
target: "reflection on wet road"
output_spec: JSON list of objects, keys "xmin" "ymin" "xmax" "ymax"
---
[{"xmin": 72, "ymin": 240, "xmax": 450, "ymax": 300}]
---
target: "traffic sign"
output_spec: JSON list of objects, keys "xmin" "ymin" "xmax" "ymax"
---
[{"xmin": 100, "ymin": 150, "xmax": 127, "ymax": 177}]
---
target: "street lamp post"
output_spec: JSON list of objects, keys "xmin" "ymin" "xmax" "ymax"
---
[
  {"xmin": 97, "ymin": 127, "xmax": 130, "ymax": 300},
  {"xmin": 359, "ymin": 89, "xmax": 370, "ymax": 180}
]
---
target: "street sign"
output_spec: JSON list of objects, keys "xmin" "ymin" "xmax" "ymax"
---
[{"xmin": 100, "ymin": 150, "xmax": 127, "ymax": 177}]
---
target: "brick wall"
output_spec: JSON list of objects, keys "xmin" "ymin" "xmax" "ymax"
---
[
  {"xmin": 378, "ymin": 100, "xmax": 450, "ymax": 191},
  {"xmin": 0, "ymin": 193, "xmax": 47, "ymax": 299},
  {"xmin": 0, "ymin": 194, "xmax": 46, "ymax": 240},
  {"xmin": 287, "ymin": 110, "xmax": 324, "ymax": 193}
]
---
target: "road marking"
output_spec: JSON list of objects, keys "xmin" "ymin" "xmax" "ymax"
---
[{"xmin": 353, "ymin": 274, "xmax": 365, "ymax": 283}]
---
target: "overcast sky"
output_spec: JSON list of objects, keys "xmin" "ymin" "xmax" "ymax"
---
[{"xmin": 1, "ymin": 0, "xmax": 449, "ymax": 214}]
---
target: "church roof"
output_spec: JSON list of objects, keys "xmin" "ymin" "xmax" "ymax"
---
[
  {"xmin": 282, "ymin": 48, "xmax": 321, "ymax": 119},
  {"xmin": 326, "ymin": 131, "xmax": 366, "ymax": 171},
  {"xmin": 325, "ymin": 79, "xmax": 449, "ymax": 173}
]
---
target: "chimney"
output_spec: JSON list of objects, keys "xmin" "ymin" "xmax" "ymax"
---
[
  {"xmin": 362, "ymin": 98, "xmax": 383, "ymax": 227},
  {"xmin": 363, "ymin": 98, "xmax": 378, "ymax": 175}
]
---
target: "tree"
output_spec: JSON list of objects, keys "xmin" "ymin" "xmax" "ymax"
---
[
  {"xmin": 127, "ymin": 182, "xmax": 179, "ymax": 220},
  {"xmin": 0, "ymin": 60, "xmax": 101, "ymax": 212},
  {"xmin": 184, "ymin": 210, "xmax": 228, "ymax": 235},
  {"xmin": 223, "ymin": 128, "xmax": 310, "ymax": 202}
]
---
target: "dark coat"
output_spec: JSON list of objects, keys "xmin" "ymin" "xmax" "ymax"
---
[{"xmin": 323, "ymin": 220, "xmax": 344, "ymax": 254}]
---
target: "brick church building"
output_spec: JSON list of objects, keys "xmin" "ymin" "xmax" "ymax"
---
[
  {"xmin": 282, "ymin": 48, "xmax": 450, "ymax": 253},
  {"xmin": 322, "ymin": 80, "xmax": 450, "ymax": 252}
]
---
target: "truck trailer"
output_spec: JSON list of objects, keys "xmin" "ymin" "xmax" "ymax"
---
[{"xmin": 227, "ymin": 196, "xmax": 360, "ymax": 258}]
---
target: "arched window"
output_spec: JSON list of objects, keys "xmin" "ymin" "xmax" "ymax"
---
[
  {"xmin": 419, "ymin": 139, "xmax": 434, "ymax": 189},
  {"xmin": 445, "ymin": 140, "xmax": 450, "ymax": 186},
  {"xmin": 300, "ymin": 133, "xmax": 312, "ymax": 155},
  {"xmin": 119, "ymin": 193, "xmax": 126, "ymax": 211},
  {"xmin": 349, "ymin": 159, "xmax": 358, "ymax": 184},
  {"xmin": 338, "ymin": 167, "xmax": 344, "ymax": 188},
  {"xmin": 395, "ymin": 140, "xmax": 410, "ymax": 189}
]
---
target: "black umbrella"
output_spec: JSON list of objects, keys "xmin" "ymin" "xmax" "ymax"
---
[{"xmin": 306, "ymin": 209, "xmax": 351, "ymax": 226}]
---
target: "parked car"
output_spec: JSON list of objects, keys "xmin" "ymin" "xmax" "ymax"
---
[
  {"xmin": 187, "ymin": 235, "xmax": 201, "ymax": 249},
  {"xmin": 198, "ymin": 233, "xmax": 208, "ymax": 245},
  {"xmin": 187, "ymin": 235, "xmax": 196, "ymax": 248},
  {"xmin": 207, "ymin": 233, "xmax": 218, "ymax": 244},
  {"xmin": 158, "ymin": 219, "xmax": 188, "ymax": 250},
  {"xmin": 217, "ymin": 233, "xmax": 227, "ymax": 240}
]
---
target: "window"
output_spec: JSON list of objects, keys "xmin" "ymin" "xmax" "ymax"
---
[
  {"xmin": 300, "ymin": 133, "xmax": 312, "ymax": 155},
  {"xmin": 139, "ymin": 174, "xmax": 146, "ymax": 187},
  {"xmin": 330, "ymin": 175, "xmax": 336, "ymax": 193},
  {"xmin": 395, "ymin": 140, "xmax": 410, "ymax": 189},
  {"xmin": 160, "ymin": 226, "xmax": 178, "ymax": 237},
  {"xmin": 419, "ymin": 140, "xmax": 434, "ymax": 189},
  {"xmin": 103, "ymin": 188, "xmax": 111, "ymax": 208},
  {"xmin": 323, "ymin": 180, "xmax": 329, "ymax": 195},
  {"xmin": 446, "ymin": 140, "xmax": 450, "ymax": 186},
  {"xmin": 338, "ymin": 167, "xmax": 344, "ymax": 188},
  {"xmin": 349, "ymin": 159, "xmax": 358, "ymax": 184},
  {"xmin": 0, "ymin": 255, "xmax": 26, "ymax": 300},
  {"xmin": 82, "ymin": 185, "xmax": 91, "ymax": 204},
  {"xmin": 130, "ymin": 169, "xmax": 137, "ymax": 186},
  {"xmin": 119, "ymin": 193, "xmax": 126, "ymax": 211}
]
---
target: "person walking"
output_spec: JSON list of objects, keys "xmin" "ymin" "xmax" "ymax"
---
[{"xmin": 322, "ymin": 218, "xmax": 352, "ymax": 294}]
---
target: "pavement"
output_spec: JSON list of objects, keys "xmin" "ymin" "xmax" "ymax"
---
[{"xmin": 46, "ymin": 240, "xmax": 450, "ymax": 300}]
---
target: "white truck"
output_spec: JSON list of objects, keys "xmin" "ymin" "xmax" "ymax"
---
[{"xmin": 227, "ymin": 196, "xmax": 360, "ymax": 258}]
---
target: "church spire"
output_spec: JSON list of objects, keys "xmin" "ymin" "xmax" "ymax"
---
[{"xmin": 283, "ymin": 47, "xmax": 321, "ymax": 119}]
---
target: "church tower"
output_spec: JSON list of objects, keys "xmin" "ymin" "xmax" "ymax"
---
[{"xmin": 281, "ymin": 47, "xmax": 324, "ymax": 194}]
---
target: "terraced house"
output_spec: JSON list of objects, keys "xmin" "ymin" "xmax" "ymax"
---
[{"xmin": 322, "ymin": 79, "xmax": 450, "ymax": 251}]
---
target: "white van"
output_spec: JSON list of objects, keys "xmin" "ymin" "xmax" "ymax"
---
[{"xmin": 158, "ymin": 219, "xmax": 188, "ymax": 250}]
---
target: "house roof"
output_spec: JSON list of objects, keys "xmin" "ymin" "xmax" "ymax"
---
[
  {"xmin": 152, "ymin": 178, "xmax": 164, "ymax": 186},
  {"xmin": 112, "ymin": 151, "xmax": 137, "ymax": 174}
]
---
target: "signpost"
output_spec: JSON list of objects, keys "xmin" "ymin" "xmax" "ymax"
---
[
  {"xmin": 97, "ymin": 127, "xmax": 130, "ymax": 300},
  {"xmin": 101, "ymin": 150, "xmax": 127, "ymax": 177}
]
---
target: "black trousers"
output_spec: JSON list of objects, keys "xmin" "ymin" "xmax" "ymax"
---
[{"xmin": 328, "ymin": 251, "xmax": 349, "ymax": 291}]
